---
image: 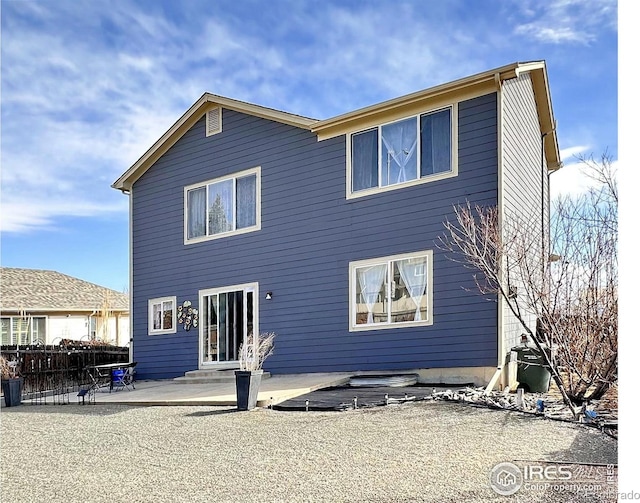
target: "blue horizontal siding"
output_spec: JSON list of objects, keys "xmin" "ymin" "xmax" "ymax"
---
[{"xmin": 131, "ymin": 93, "xmax": 499, "ymax": 379}]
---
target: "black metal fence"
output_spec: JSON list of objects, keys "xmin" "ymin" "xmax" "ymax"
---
[{"xmin": 1, "ymin": 343, "xmax": 129, "ymax": 403}]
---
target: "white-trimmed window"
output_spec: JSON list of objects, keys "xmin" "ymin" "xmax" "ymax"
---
[
  {"xmin": 89, "ymin": 316, "xmax": 97, "ymax": 340},
  {"xmin": 1, "ymin": 316, "xmax": 47, "ymax": 345},
  {"xmin": 148, "ymin": 296, "xmax": 177, "ymax": 335},
  {"xmin": 349, "ymin": 250, "xmax": 433, "ymax": 331},
  {"xmin": 184, "ymin": 167, "xmax": 261, "ymax": 244},
  {"xmin": 349, "ymin": 105, "xmax": 457, "ymax": 197},
  {"xmin": 199, "ymin": 283, "xmax": 257, "ymax": 365}
]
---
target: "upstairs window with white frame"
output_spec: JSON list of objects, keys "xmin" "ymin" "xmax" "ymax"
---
[
  {"xmin": 350, "ymin": 106, "xmax": 456, "ymax": 196},
  {"xmin": 185, "ymin": 167, "xmax": 260, "ymax": 244},
  {"xmin": 148, "ymin": 296, "xmax": 176, "ymax": 335},
  {"xmin": 350, "ymin": 251, "xmax": 433, "ymax": 331}
]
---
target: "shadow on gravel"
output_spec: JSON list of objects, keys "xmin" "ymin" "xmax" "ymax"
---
[
  {"xmin": 184, "ymin": 408, "xmax": 238, "ymax": 417},
  {"xmin": 0, "ymin": 403, "xmax": 139, "ymax": 416},
  {"xmin": 513, "ymin": 434, "xmax": 618, "ymax": 503},
  {"xmin": 546, "ymin": 429, "xmax": 618, "ymax": 465}
]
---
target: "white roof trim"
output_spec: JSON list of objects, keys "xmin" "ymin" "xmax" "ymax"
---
[
  {"xmin": 113, "ymin": 61, "xmax": 560, "ymax": 190},
  {"xmin": 112, "ymin": 94, "xmax": 316, "ymax": 191}
]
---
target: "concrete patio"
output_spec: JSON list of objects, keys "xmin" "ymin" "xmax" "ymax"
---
[{"xmin": 77, "ymin": 372, "xmax": 354, "ymax": 407}]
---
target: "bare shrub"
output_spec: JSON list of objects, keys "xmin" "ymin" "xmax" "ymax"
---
[
  {"xmin": 238, "ymin": 332, "xmax": 276, "ymax": 371},
  {"xmin": 439, "ymin": 153, "xmax": 617, "ymax": 414}
]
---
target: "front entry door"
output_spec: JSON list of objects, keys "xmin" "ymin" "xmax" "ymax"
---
[{"xmin": 200, "ymin": 284, "xmax": 256, "ymax": 366}]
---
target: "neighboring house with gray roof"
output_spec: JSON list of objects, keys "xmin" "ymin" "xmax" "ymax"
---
[{"xmin": 0, "ymin": 267, "xmax": 130, "ymax": 346}]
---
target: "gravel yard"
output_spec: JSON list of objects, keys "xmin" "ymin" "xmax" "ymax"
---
[{"xmin": 1, "ymin": 401, "xmax": 617, "ymax": 503}]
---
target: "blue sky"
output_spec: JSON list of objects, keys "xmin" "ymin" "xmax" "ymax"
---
[{"xmin": 0, "ymin": 0, "xmax": 620, "ymax": 292}]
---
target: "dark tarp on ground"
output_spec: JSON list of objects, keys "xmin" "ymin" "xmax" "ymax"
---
[{"xmin": 272, "ymin": 384, "xmax": 472, "ymax": 411}]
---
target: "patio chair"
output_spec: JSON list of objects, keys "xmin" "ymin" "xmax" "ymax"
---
[
  {"xmin": 112, "ymin": 362, "xmax": 137, "ymax": 392},
  {"xmin": 86, "ymin": 365, "xmax": 111, "ymax": 390}
]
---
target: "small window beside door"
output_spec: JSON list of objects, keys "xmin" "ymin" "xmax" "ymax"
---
[{"xmin": 148, "ymin": 296, "xmax": 177, "ymax": 335}]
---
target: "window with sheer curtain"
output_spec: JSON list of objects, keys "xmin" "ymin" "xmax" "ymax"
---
[
  {"xmin": 350, "ymin": 250, "xmax": 433, "ymax": 331},
  {"xmin": 350, "ymin": 106, "xmax": 454, "ymax": 196},
  {"xmin": 185, "ymin": 167, "xmax": 260, "ymax": 244}
]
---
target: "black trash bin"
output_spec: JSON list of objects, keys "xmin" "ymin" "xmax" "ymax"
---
[
  {"xmin": 510, "ymin": 345, "xmax": 551, "ymax": 393},
  {"xmin": 2, "ymin": 377, "xmax": 23, "ymax": 407}
]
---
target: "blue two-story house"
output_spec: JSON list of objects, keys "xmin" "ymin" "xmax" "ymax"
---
[{"xmin": 112, "ymin": 61, "xmax": 561, "ymax": 386}]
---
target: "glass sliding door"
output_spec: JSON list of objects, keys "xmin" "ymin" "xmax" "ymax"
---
[{"xmin": 200, "ymin": 284, "xmax": 257, "ymax": 366}]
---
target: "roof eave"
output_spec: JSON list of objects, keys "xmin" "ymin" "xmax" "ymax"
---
[
  {"xmin": 112, "ymin": 94, "xmax": 213, "ymax": 192},
  {"xmin": 112, "ymin": 93, "xmax": 317, "ymax": 192},
  {"xmin": 311, "ymin": 60, "xmax": 561, "ymax": 170},
  {"xmin": 311, "ymin": 62, "xmax": 533, "ymax": 135},
  {"xmin": 527, "ymin": 66, "xmax": 562, "ymax": 171},
  {"xmin": 1, "ymin": 308, "xmax": 129, "ymax": 314},
  {"xmin": 112, "ymin": 61, "xmax": 562, "ymax": 190}
]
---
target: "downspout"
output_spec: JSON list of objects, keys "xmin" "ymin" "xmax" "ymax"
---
[
  {"xmin": 127, "ymin": 187, "xmax": 134, "ymax": 362},
  {"xmin": 540, "ymin": 127, "xmax": 557, "ymax": 334},
  {"xmin": 545, "ymin": 132, "xmax": 561, "ymax": 364},
  {"xmin": 486, "ymin": 72, "xmax": 504, "ymax": 394},
  {"xmin": 540, "ymin": 123, "xmax": 559, "ymax": 264},
  {"xmin": 541, "ymin": 130, "xmax": 551, "ymax": 282},
  {"xmin": 117, "ymin": 185, "xmax": 133, "ymax": 361}
]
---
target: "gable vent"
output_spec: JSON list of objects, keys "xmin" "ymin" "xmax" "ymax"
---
[{"xmin": 206, "ymin": 107, "xmax": 222, "ymax": 136}]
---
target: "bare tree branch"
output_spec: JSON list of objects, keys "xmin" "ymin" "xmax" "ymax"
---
[{"xmin": 439, "ymin": 154, "xmax": 617, "ymax": 417}]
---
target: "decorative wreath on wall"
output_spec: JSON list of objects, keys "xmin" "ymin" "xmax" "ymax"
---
[{"xmin": 177, "ymin": 300, "xmax": 199, "ymax": 331}]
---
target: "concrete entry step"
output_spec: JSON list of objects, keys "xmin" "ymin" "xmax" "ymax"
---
[{"xmin": 173, "ymin": 369, "xmax": 271, "ymax": 384}]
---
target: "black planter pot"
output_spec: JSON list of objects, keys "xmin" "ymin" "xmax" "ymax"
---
[
  {"xmin": 235, "ymin": 370, "xmax": 263, "ymax": 411},
  {"xmin": 2, "ymin": 377, "xmax": 24, "ymax": 407}
]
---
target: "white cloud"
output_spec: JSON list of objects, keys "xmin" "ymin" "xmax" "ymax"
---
[
  {"xmin": 513, "ymin": 0, "xmax": 617, "ymax": 45},
  {"xmin": 0, "ymin": 198, "xmax": 128, "ymax": 234},
  {"xmin": 0, "ymin": 2, "xmax": 199, "ymax": 233},
  {"xmin": 551, "ymin": 162, "xmax": 597, "ymax": 199},
  {"xmin": 551, "ymin": 145, "xmax": 618, "ymax": 199},
  {"xmin": 516, "ymin": 26, "xmax": 593, "ymax": 44},
  {"xmin": 559, "ymin": 145, "xmax": 590, "ymax": 160},
  {"xmin": 0, "ymin": 0, "xmax": 616, "ymax": 234}
]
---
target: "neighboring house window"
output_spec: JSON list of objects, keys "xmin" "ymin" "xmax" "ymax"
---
[
  {"xmin": 0, "ymin": 318, "xmax": 8, "ymax": 345},
  {"xmin": 89, "ymin": 316, "xmax": 97, "ymax": 340},
  {"xmin": 349, "ymin": 251, "xmax": 433, "ymax": 331},
  {"xmin": 184, "ymin": 167, "xmax": 261, "ymax": 244},
  {"xmin": 148, "ymin": 297, "xmax": 177, "ymax": 335},
  {"xmin": 349, "ymin": 106, "xmax": 456, "ymax": 197},
  {"xmin": 1, "ymin": 316, "xmax": 47, "ymax": 344}
]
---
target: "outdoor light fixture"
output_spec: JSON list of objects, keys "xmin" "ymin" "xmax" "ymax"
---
[{"xmin": 265, "ymin": 291, "xmax": 273, "ymax": 300}]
